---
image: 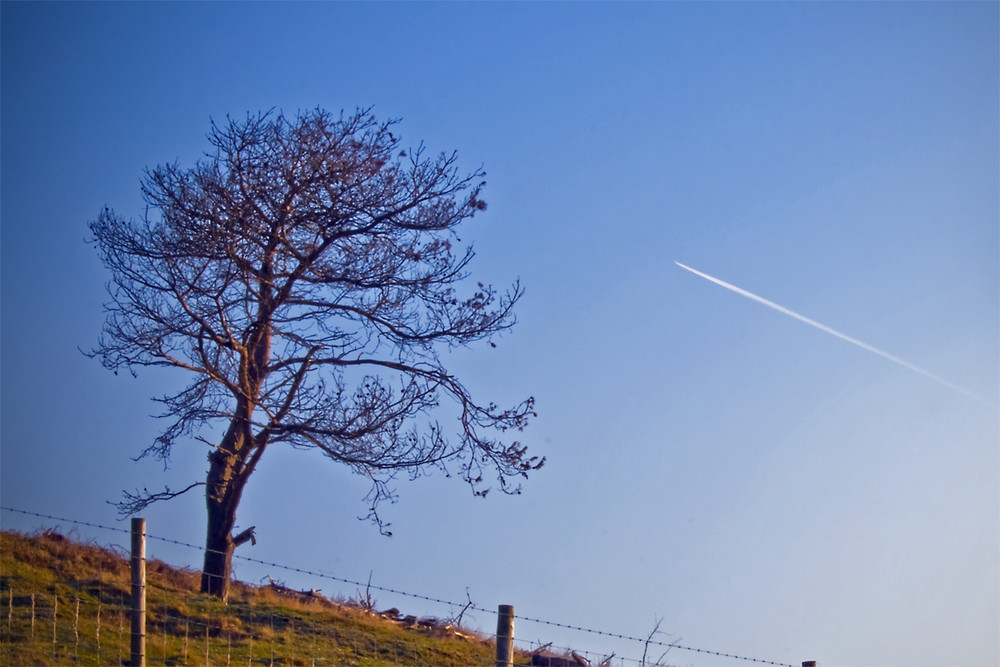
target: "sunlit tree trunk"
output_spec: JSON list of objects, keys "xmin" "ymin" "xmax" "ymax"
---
[
  {"xmin": 200, "ymin": 416, "xmax": 256, "ymax": 599},
  {"xmin": 201, "ymin": 487, "xmax": 236, "ymax": 599}
]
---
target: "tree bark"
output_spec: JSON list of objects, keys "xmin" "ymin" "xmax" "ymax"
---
[
  {"xmin": 200, "ymin": 433, "xmax": 250, "ymax": 600},
  {"xmin": 201, "ymin": 514, "xmax": 234, "ymax": 599},
  {"xmin": 201, "ymin": 450, "xmax": 238, "ymax": 599},
  {"xmin": 200, "ymin": 325, "xmax": 270, "ymax": 599}
]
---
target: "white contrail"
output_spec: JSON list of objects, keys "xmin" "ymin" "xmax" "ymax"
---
[{"xmin": 675, "ymin": 261, "xmax": 989, "ymax": 405}]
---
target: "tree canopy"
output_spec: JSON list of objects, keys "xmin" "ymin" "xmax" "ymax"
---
[{"xmin": 90, "ymin": 108, "xmax": 542, "ymax": 598}]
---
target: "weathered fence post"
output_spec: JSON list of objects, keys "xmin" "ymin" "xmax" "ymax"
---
[
  {"xmin": 802, "ymin": 662, "xmax": 818, "ymax": 667},
  {"xmin": 495, "ymin": 604, "xmax": 514, "ymax": 667},
  {"xmin": 130, "ymin": 518, "xmax": 146, "ymax": 667}
]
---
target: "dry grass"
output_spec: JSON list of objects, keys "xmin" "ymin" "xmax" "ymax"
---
[{"xmin": 0, "ymin": 529, "xmax": 533, "ymax": 666}]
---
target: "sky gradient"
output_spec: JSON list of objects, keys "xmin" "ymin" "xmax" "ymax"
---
[{"xmin": 2, "ymin": 3, "xmax": 997, "ymax": 666}]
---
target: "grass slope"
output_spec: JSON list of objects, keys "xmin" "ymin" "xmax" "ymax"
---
[{"xmin": 0, "ymin": 529, "xmax": 530, "ymax": 666}]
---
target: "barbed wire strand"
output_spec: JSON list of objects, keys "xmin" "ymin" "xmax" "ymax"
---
[{"xmin": 1, "ymin": 506, "xmax": 797, "ymax": 667}]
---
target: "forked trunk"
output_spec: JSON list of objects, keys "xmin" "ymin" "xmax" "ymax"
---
[{"xmin": 201, "ymin": 336, "xmax": 269, "ymax": 600}]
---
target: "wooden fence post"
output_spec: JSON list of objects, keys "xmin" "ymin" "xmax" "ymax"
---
[
  {"xmin": 496, "ymin": 604, "xmax": 514, "ymax": 667},
  {"xmin": 130, "ymin": 518, "xmax": 146, "ymax": 667},
  {"xmin": 802, "ymin": 662, "xmax": 818, "ymax": 667}
]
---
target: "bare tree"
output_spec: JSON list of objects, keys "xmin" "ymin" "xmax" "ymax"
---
[{"xmin": 89, "ymin": 108, "xmax": 542, "ymax": 599}]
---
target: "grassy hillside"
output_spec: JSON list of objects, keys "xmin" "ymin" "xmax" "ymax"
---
[{"xmin": 0, "ymin": 529, "xmax": 531, "ymax": 666}]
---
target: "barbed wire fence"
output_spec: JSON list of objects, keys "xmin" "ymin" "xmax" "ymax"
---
[{"xmin": 1, "ymin": 507, "xmax": 810, "ymax": 667}]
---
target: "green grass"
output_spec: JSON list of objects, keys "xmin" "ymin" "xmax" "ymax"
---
[{"xmin": 0, "ymin": 529, "xmax": 531, "ymax": 666}]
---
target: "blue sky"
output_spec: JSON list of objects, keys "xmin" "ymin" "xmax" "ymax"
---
[{"xmin": 2, "ymin": 3, "xmax": 997, "ymax": 666}]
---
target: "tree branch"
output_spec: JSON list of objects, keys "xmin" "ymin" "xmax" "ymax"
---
[{"xmin": 111, "ymin": 482, "xmax": 206, "ymax": 516}]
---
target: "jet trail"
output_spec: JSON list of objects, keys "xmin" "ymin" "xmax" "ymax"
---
[{"xmin": 675, "ymin": 261, "xmax": 989, "ymax": 405}]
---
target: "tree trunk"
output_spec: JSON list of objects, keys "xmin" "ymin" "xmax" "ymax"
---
[
  {"xmin": 201, "ymin": 496, "xmax": 236, "ymax": 599},
  {"xmin": 201, "ymin": 337, "xmax": 269, "ymax": 600},
  {"xmin": 200, "ymin": 443, "xmax": 245, "ymax": 600}
]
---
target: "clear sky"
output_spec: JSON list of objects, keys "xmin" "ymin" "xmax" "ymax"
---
[{"xmin": 2, "ymin": 2, "xmax": 997, "ymax": 666}]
